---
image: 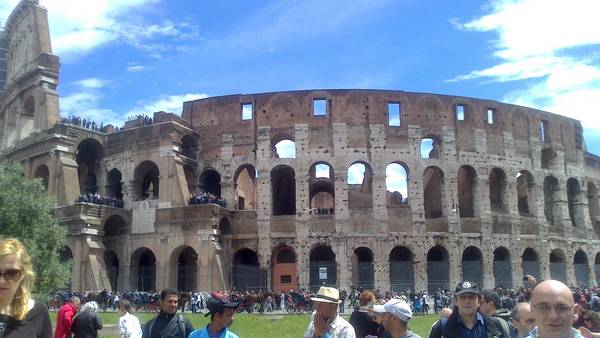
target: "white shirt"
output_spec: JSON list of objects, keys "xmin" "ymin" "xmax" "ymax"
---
[
  {"xmin": 304, "ymin": 311, "xmax": 356, "ymax": 338},
  {"xmin": 119, "ymin": 312, "xmax": 142, "ymax": 338}
]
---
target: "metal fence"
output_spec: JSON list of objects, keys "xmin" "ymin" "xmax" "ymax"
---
[
  {"xmin": 390, "ymin": 261, "xmax": 414, "ymax": 292},
  {"xmin": 427, "ymin": 261, "xmax": 449, "ymax": 292},
  {"xmin": 309, "ymin": 261, "xmax": 337, "ymax": 292},
  {"xmin": 231, "ymin": 264, "xmax": 267, "ymax": 291},
  {"xmin": 493, "ymin": 260, "xmax": 513, "ymax": 288}
]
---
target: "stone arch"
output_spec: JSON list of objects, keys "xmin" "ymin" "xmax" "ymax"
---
[
  {"xmin": 106, "ymin": 168, "xmax": 123, "ymax": 199},
  {"xmin": 272, "ymin": 245, "xmax": 297, "ymax": 292},
  {"xmin": 574, "ymin": 250, "xmax": 589, "ymax": 287},
  {"xmin": 271, "ymin": 165, "xmax": 296, "ymax": 215},
  {"xmin": 218, "ymin": 217, "xmax": 232, "ymax": 235},
  {"xmin": 517, "ymin": 170, "xmax": 535, "ymax": 215},
  {"xmin": 33, "ymin": 164, "xmax": 49, "ymax": 191},
  {"xmin": 386, "ymin": 162, "xmax": 409, "ymax": 207},
  {"xmin": 489, "ymin": 167, "xmax": 508, "ymax": 213},
  {"xmin": 234, "ymin": 164, "xmax": 257, "ymax": 210},
  {"xmin": 23, "ymin": 95, "xmax": 35, "ymax": 115},
  {"xmin": 588, "ymin": 182, "xmax": 600, "ymax": 227},
  {"xmin": 198, "ymin": 169, "xmax": 221, "ymax": 197},
  {"xmin": 457, "ymin": 165, "xmax": 477, "ymax": 217},
  {"xmin": 309, "ymin": 161, "xmax": 335, "ymax": 212},
  {"xmin": 389, "ymin": 246, "xmax": 414, "ymax": 292},
  {"xmin": 180, "ymin": 134, "xmax": 198, "ymax": 159},
  {"xmin": 133, "ymin": 161, "xmax": 159, "ymax": 200},
  {"xmin": 427, "ymin": 245, "xmax": 449, "ymax": 292},
  {"xmin": 232, "ymin": 248, "xmax": 262, "ymax": 291},
  {"xmin": 424, "ymin": 166, "xmax": 444, "ymax": 219},
  {"xmin": 549, "ymin": 249, "xmax": 567, "ymax": 283},
  {"xmin": 272, "ymin": 135, "xmax": 296, "ymax": 159},
  {"xmin": 309, "ymin": 245, "xmax": 336, "ymax": 291},
  {"xmin": 348, "ymin": 161, "xmax": 373, "ymax": 209},
  {"xmin": 103, "ymin": 250, "xmax": 119, "ymax": 291},
  {"xmin": 462, "ymin": 246, "xmax": 483, "ymax": 286},
  {"xmin": 170, "ymin": 246, "xmax": 198, "ymax": 292},
  {"xmin": 421, "ymin": 134, "xmax": 441, "ymax": 159},
  {"xmin": 131, "ymin": 247, "xmax": 156, "ymax": 291},
  {"xmin": 521, "ymin": 247, "xmax": 541, "ymax": 280},
  {"xmin": 103, "ymin": 214, "xmax": 128, "ymax": 237},
  {"xmin": 76, "ymin": 138, "xmax": 104, "ymax": 194},
  {"xmin": 567, "ymin": 178, "xmax": 585, "ymax": 227},
  {"xmin": 544, "ymin": 176, "xmax": 561, "ymax": 227},
  {"xmin": 493, "ymin": 247, "xmax": 512, "ymax": 288},
  {"xmin": 352, "ymin": 247, "xmax": 374, "ymax": 290}
]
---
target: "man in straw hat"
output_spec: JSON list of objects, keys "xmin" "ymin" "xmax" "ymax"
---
[{"xmin": 304, "ymin": 286, "xmax": 356, "ymax": 338}]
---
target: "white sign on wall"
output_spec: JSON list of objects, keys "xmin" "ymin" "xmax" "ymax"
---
[{"xmin": 319, "ymin": 267, "xmax": 327, "ymax": 280}]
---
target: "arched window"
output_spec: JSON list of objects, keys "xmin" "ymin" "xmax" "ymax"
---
[
  {"xmin": 457, "ymin": 166, "xmax": 477, "ymax": 217},
  {"xmin": 76, "ymin": 139, "xmax": 104, "ymax": 194},
  {"xmin": 489, "ymin": 168, "xmax": 508, "ymax": 213},
  {"xmin": 517, "ymin": 170, "xmax": 534, "ymax": 216},
  {"xmin": 421, "ymin": 136, "xmax": 440, "ymax": 159},
  {"xmin": 274, "ymin": 140, "xmax": 296, "ymax": 159},
  {"xmin": 423, "ymin": 166, "xmax": 444, "ymax": 218},
  {"xmin": 271, "ymin": 165, "xmax": 296, "ymax": 215},
  {"xmin": 386, "ymin": 163, "xmax": 408, "ymax": 207},
  {"xmin": 348, "ymin": 162, "xmax": 373, "ymax": 209},
  {"xmin": 133, "ymin": 161, "xmax": 160, "ymax": 200},
  {"xmin": 234, "ymin": 165, "xmax": 257, "ymax": 210},
  {"xmin": 309, "ymin": 162, "xmax": 334, "ymax": 213}
]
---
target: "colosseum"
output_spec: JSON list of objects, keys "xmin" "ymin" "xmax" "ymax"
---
[{"xmin": 2, "ymin": 0, "xmax": 600, "ymax": 294}]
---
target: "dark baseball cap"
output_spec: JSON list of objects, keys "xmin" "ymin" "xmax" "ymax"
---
[
  {"xmin": 455, "ymin": 280, "xmax": 480, "ymax": 295},
  {"xmin": 205, "ymin": 296, "xmax": 240, "ymax": 316}
]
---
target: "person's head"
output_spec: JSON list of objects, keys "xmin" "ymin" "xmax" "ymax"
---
[
  {"xmin": 531, "ymin": 280, "xmax": 575, "ymax": 338},
  {"xmin": 118, "ymin": 299, "xmax": 133, "ymax": 315},
  {"xmin": 159, "ymin": 288, "xmax": 179, "ymax": 314},
  {"xmin": 70, "ymin": 295, "xmax": 81, "ymax": 309},
  {"xmin": 511, "ymin": 302, "xmax": 535, "ymax": 338},
  {"xmin": 581, "ymin": 309, "xmax": 600, "ymax": 330},
  {"xmin": 479, "ymin": 289, "xmax": 500, "ymax": 315},
  {"xmin": 439, "ymin": 307, "xmax": 452, "ymax": 319},
  {"xmin": 206, "ymin": 297, "xmax": 239, "ymax": 329},
  {"xmin": 80, "ymin": 301, "xmax": 99, "ymax": 313},
  {"xmin": 453, "ymin": 281, "xmax": 481, "ymax": 319},
  {"xmin": 370, "ymin": 304, "xmax": 386, "ymax": 324},
  {"xmin": 381, "ymin": 299, "xmax": 412, "ymax": 334},
  {"xmin": 310, "ymin": 286, "xmax": 341, "ymax": 320},
  {"xmin": 0, "ymin": 238, "xmax": 35, "ymax": 320},
  {"xmin": 359, "ymin": 290, "xmax": 375, "ymax": 307}
]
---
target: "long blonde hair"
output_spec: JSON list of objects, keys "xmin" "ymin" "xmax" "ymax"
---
[{"xmin": 0, "ymin": 238, "xmax": 35, "ymax": 320}]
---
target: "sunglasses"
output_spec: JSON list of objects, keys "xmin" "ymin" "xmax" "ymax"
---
[{"xmin": 0, "ymin": 269, "xmax": 22, "ymax": 282}]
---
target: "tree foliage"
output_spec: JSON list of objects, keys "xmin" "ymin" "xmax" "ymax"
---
[{"xmin": 0, "ymin": 163, "xmax": 70, "ymax": 295}]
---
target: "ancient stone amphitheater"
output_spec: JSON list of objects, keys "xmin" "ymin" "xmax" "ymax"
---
[{"xmin": 2, "ymin": 0, "xmax": 600, "ymax": 294}]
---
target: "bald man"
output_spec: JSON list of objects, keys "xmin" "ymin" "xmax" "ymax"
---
[
  {"xmin": 510, "ymin": 303, "xmax": 534, "ymax": 338},
  {"xmin": 528, "ymin": 280, "xmax": 581, "ymax": 338}
]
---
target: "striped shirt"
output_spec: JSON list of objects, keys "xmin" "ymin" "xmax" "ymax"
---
[{"xmin": 457, "ymin": 312, "xmax": 486, "ymax": 338}]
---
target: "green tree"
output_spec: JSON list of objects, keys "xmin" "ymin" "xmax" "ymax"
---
[{"xmin": 0, "ymin": 163, "xmax": 70, "ymax": 295}]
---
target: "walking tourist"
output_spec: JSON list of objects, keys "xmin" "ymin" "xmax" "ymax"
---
[
  {"xmin": 479, "ymin": 289, "xmax": 512, "ymax": 335},
  {"xmin": 71, "ymin": 301, "xmax": 102, "ymax": 338},
  {"xmin": 55, "ymin": 295, "xmax": 80, "ymax": 338},
  {"xmin": 188, "ymin": 296, "xmax": 240, "ymax": 338},
  {"xmin": 509, "ymin": 303, "xmax": 535, "ymax": 338},
  {"xmin": 380, "ymin": 298, "xmax": 421, "ymax": 338},
  {"xmin": 349, "ymin": 290, "xmax": 379, "ymax": 337},
  {"xmin": 0, "ymin": 238, "xmax": 52, "ymax": 337},
  {"xmin": 304, "ymin": 286, "xmax": 356, "ymax": 338},
  {"xmin": 526, "ymin": 280, "xmax": 581, "ymax": 338},
  {"xmin": 429, "ymin": 280, "xmax": 508, "ymax": 338},
  {"xmin": 118, "ymin": 299, "xmax": 142, "ymax": 338},
  {"xmin": 142, "ymin": 288, "xmax": 193, "ymax": 338}
]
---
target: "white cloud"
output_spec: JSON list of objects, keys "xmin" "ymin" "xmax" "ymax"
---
[
  {"xmin": 315, "ymin": 164, "xmax": 330, "ymax": 178},
  {"xmin": 75, "ymin": 78, "xmax": 110, "ymax": 89},
  {"xmin": 125, "ymin": 93, "xmax": 208, "ymax": 118},
  {"xmin": 386, "ymin": 163, "xmax": 408, "ymax": 196},
  {"xmin": 126, "ymin": 65, "xmax": 145, "ymax": 72},
  {"xmin": 274, "ymin": 140, "xmax": 296, "ymax": 159},
  {"xmin": 347, "ymin": 163, "xmax": 365, "ymax": 185},
  {"xmin": 453, "ymin": 0, "xmax": 600, "ymax": 139}
]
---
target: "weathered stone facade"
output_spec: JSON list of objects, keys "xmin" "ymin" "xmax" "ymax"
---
[{"xmin": 2, "ymin": 0, "xmax": 600, "ymax": 294}]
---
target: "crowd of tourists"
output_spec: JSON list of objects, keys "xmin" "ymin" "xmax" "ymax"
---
[
  {"xmin": 189, "ymin": 192, "xmax": 227, "ymax": 208},
  {"xmin": 76, "ymin": 192, "xmax": 124, "ymax": 208},
  {"xmin": 61, "ymin": 116, "xmax": 112, "ymax": 132}
]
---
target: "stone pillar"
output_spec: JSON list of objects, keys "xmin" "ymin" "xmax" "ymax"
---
[{"xmin": 337, "ymin": 241, "xmax": 349, "ymax": 291}]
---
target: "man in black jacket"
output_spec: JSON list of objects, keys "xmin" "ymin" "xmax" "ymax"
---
[
  {"xmin": 142, "ymin": 288, "xmax": 194, "ymax": 338},
  {"xmin": 429, "ymin": 281, "xmax": 508, "ymax": 338}
]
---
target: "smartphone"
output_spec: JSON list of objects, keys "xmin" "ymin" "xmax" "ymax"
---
[{"xmin": 522, "ymin": 276, "xmax": 529, "ymax": 282}]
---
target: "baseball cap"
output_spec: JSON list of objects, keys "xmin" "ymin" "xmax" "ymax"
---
[
  {"xmin": 455, "ymin": 280, "xmax": 480, "ymax": 295},
  {"xmin": 383, "ymin": 299, "xmax": 412, "ymax": 322},
  {"xmin": 205, "ymin": 296, "xmax": 240, "ymax": 317}
]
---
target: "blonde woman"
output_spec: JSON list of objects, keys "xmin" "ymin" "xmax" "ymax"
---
[{"xmin": 0, "ymin": 237, "xmax": 52, "ymax": 337}]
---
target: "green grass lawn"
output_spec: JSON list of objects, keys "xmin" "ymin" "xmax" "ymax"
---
[{"xmin": 51, "ymin": 311, "xmax": 438, "ymax": 338}]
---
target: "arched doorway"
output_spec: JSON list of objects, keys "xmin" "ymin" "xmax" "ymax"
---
[
  {"xmin": 234, "ymin": 164, "xmax": 257, "ymax": 210},
  {"xmin": 103, "ymin": 215, "xmax": 127, "ymax": 237},
  {"xmin": 493, "ymin": 247, "xmax": 512, "ymax": 288},
  {"xmin": 199, "ymin": 169, "xmax": 222, "ymax": 197},
  {"xmin": 462, "ymin": 246, "xmax": 483, "ymax": 286},
  {"xmin": 309, "ymin": 245, "xmax": 336, "ymax": 291},
  {"xmin": 133, "ymin": 161, "xmax": 159, "ymax": 200},
  {"xmin": 549, "ymin": 249, "xmax": 567, "ymax": 283},
  {"xmin": 104, "ymin": 251, "xmax": 119, "ymax": 291},
  {"xmin": 522, "ymin": 248, "xmax": 541, "ymax": 280},
  {"xmin": 309, "ymin": 162, "xmax": 335, "ymax": 213},
  {"xmin": 232, "ymin": 249, "xmax": 262, "ymax": 291},
  {"xmin": 271, "ymin": 165, "xmax": 296, "ymax": 215},
  {"xmin": 574, "ymin": 250, "xmax": 589, "ymax": 287},
  {"xmin": 457, "ymin": 165, "xmax": 477, "ymax": 217},
  {"xmin": 427, "ymin": 246, "xmax": 449, "ymax": 292},
  {"xmin": 272, "ymin": 246, "xmax": 297, "ymax": 292},
  {"xmin": 76, "ymin": 138, "xmax": 104, "ymax": 194},
  {"xmin": 177, "ymin": 247, "xmax": 198, "ymax": 292},
  {"xmin": 389, "ymin": 246, "xmax": 414, "ymax": 292},
  {"xmin": 131, "ymin": 248, "xmax": 156, "ymax": 291},
  {"xmin": 352, "ymin": 247, "xmax": 374, "ymax": 290},
  {"xmin": 60, "ymin": 246, "xmax": 74, "ymax": 289},
  {"xmin": 34, "ymin": 165, "xmax": 49, "ymax": 191},
  {"xmin": 106, "ymin": 169, "xmax": 123, "ymax": 199},
  {"xmin": 424, "ymin": 167, "xmax": 444, "ymax": 218}
]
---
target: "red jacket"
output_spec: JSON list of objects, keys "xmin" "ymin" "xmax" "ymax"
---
[{"xmin": 54, "ymin": 302, "xmax": 77, "ymax": 338}]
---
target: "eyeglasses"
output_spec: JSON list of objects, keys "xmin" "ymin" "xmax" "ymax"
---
[
  {"xmin": 532, "ymin": 303, "xmax": 573, "ymax": 315},
  {"xmin": 0, "ymin": 269, "xmax": 22, "ymax": 282}
]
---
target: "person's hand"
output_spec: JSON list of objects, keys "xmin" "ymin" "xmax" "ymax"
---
[
  {"xmin": 580, "ymin": 326, "xmax": 593, "ymax": 338},
  {"xmin": 313, "ymin": 312, "xmax": 332, "ymax": 338}
]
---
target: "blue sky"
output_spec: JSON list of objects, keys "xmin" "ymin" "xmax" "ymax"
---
[{"xmin": 2, "ymin": 0, "xmax": 599, "ymax": 163}]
